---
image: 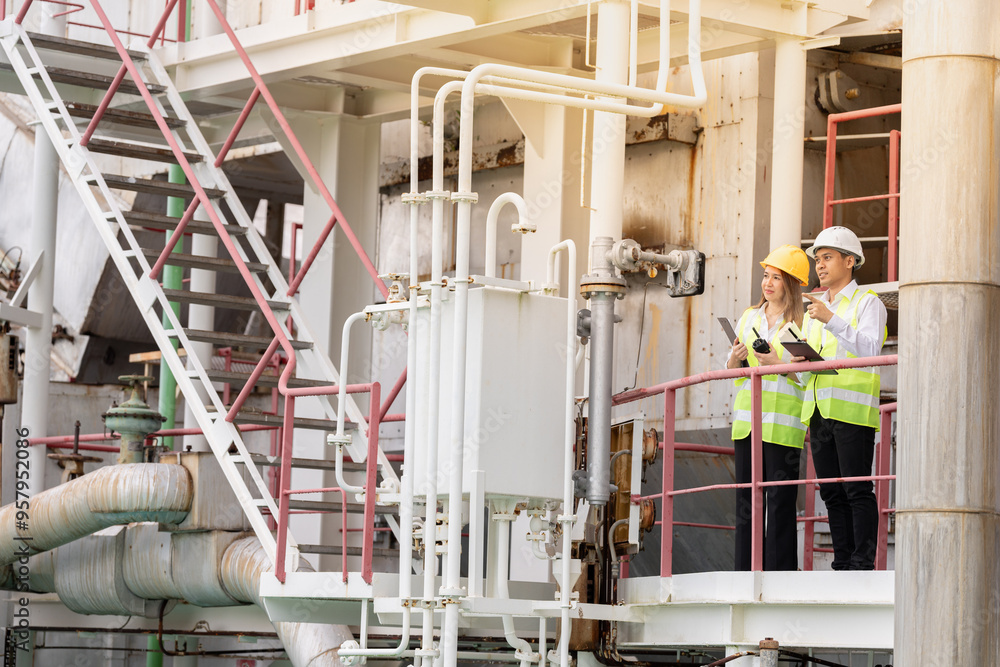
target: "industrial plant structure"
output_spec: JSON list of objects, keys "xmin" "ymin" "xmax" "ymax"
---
[{"xmin": 0, "ymin": 0, "xmax": 984, "ymax": 665}]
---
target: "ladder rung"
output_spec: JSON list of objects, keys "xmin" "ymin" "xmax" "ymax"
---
[
  {"xmin": 139, "ymin": 248, "xmax": 267, "ymax": 274},
  {"xmin": 162, "ymin": 288, "xmax": 289, "ymax": 312}
]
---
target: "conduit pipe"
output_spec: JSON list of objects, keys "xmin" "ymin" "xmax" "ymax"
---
[
  {"xmin": 493, "ymin": 509, "xmax": 539, "ymax": 665},
  {"xmin": 547, "ymin": 240, "xmax": 578, "ymax": 667},
  {"xmin": 333, "ymin": 312, "xmax": 369, "ymax": 495},
  {"xmin": 485, "ymin": 193, "xmax": 531, "ymax": 278},
  {"xmin": 0, "ymin": 463, "xmax": 192, "ymax": 565}
]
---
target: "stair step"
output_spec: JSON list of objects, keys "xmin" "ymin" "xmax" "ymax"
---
[
  {"xmin": 65, "ymin": 102, "xmax": 185, "ymax": 130},
  {"xmin": 284, "ymin": 499, "xmax": 392, "ymax": 515},
  {"xmin": 42, "ymin": 66, "xmax": 164, "ymax": 96},
  {"xmin": 140, "ymin": 248, "xmax": 267, "ymax": 274},
  {"xmin": 245, "ymin": 453, "xmax": 365, "ymax": 473},
  {"xmin": 205, "ymin": 368, "xmax": 331, "ymax": 390},
  {"xmin": 124, "ymin": 210, "xmax": 246, "ymax": 236},
  {"xmin": 183, "ymin": 328, "xmax": 312, "ymax": 351},
  {"xmin": 87, "ymin": 137, "xmax": 202, "ymax": 164},
  {"xmin": 162, "ymin": 288, "xmax": 289, "ymax": 312},
  {"xmin": 25, "ymin": 31, "xmax": 148, "ymax": 61},
  {"xmin": 298, "ymin": 544, "xmax": 397, "ymax": 558},
  {"xmin": 233, "ymin": 411, "xmax": 343, "ymax": 432},
  {"xmin": 103, "ymin": 174, "xmax": 224, "ymax": 198}
]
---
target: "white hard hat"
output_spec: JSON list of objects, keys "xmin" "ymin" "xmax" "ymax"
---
[{"xmin": 806, "ymin": 226, "xmax": 865, "ymax": 268}]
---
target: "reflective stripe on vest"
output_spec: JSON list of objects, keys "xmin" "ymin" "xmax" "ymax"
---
[
  {"xmin": 801, "ymin": 288, "xmax": 885, "ymax": 429},
  {"xmin": 731, "ymin": 307, "xmax": 806, "ymax": 449}
]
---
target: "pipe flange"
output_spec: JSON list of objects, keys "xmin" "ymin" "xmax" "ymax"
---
[
  {"xmin": 425, "ymin": 190, "xmax": 451, "ymax": 201},
  {"xmin": 579, "ymin": 275, "xmax": 627, "ymax": 299},
  {"xmin": 450, "ymin": 191, "xmax": 479, "ymax": 204},
  {"xmin": 401, "ymin": 192, "xmax": 428, "ymax": 204}
]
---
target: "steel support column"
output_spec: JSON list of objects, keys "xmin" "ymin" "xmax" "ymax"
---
[{"xmin": 768, "ymin": 36, "xmax": 807, "ymax": 250}]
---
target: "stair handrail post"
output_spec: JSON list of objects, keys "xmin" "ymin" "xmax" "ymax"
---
[
  {"xmin": 213, "ymin": 86, "xmax": 261, "ymax": 167},
  {"xmin": 275, "ymin": 391, "xmax": 297, "ymax": 583},
  {"xmin": 199, "ymin": 0, "xmax": 387, "ymax": 298},
  {"xmin": 148, "ymin": 196, "xmax": 200, "ymax": 281},
  {"xmin": 80, "ymin": 0, "xmax": 179, "ymax": 146},
  {"xmin": 225, "ymin": 335, "xmax": 280, "ymax": 421}
]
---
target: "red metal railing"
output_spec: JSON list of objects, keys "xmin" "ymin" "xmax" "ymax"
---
[
  {"xmin": 15, "ymin": 0, "xmax": 395, "ymax": 582},
  {"xmin": 614, "ymin": 354, "xmax": 898, "ymax": 575},
  {"xmin": 821, "ymin": 104, "xmax": 902, "ymax": 281},
  {"xmin": 274, "ymin": 381, "xmax": 381, "ymax": 584}
]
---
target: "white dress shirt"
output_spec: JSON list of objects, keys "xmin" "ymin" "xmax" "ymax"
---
[{"xmin": 809, "ymin": 279, "xmax": 887, "ymax": 358}]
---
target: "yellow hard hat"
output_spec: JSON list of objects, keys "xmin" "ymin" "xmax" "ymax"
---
[{"xmin": 760, "ymin": 244, "xmax": 810, "ymax": 286}]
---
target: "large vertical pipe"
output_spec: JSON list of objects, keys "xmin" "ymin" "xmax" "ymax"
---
[
  {"xmin": 158, "ymin": 165, "xmax": 186, "ymax": 451},
  {"xmin": 584, "ymin": 0, "xmax": 630, "ymax": 507},
  {"xmin": 896, "ymin": 1, "xmax": 1000, "ymax": 664},
  {"xmin": 181, "ymin": 209, "xmax": 217, "ymax": 452},
  {"xmin": 768, "ymin": 37, "xmax": 806, "ymax": 250},
  {"xmin": 22, "ymin": 4, "xmax": 66, "ymax": 497}
]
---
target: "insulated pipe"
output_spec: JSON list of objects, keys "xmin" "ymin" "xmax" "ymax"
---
[
  {"xmin": 896, "ymin": 1, "xmax": 1000, "ymax": 664},
  {"xmin": 548, "ymin": 240, "xmax": 578, "ymax": 667},
  {"xmin": 0, "ymin": 463, "xmax": 192, "ymax": 565},
  {"xmin": 485, "ymin": 193, "xmax": 530, "ymax": 278},
  {"xmin": 20, "ymin": 529, "xmax": 352, "ymax": 667},
  {"xmin": 22, "ymin": 3, "xmax": 66, "ymax": 496},
  {"xmin": 768, "ymin": 37, "xmax": 808, "ymax": 250}
]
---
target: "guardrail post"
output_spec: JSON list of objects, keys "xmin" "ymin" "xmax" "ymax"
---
[
  {"xmin": 750, "ymin": 372, "xmax": 764, "ymax": 571},
  {"xmin": 661, "ymin": 388, "xmax": 676, "ymax": 577},
  {"xmin": 875, "ymin": 405, "xmax": 895, "ymax": 570},
  {"xmin": 803, "ymin": 443, "xmax": 817, "ymax": 571}
]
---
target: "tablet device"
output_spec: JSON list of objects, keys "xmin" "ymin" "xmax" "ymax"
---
[
  {"xmin": 779, "ymin": 337, "xmax": 838, "ymax": 375},
  {"xmin": 718, "ymin": 317, "xmax": 749, "ymax": 368}
]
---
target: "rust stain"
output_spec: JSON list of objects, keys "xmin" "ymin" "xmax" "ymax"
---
[
  {"xmin": 684, "ymin": 145, "xmax": 698, "ymax": 247},
  {"xmin": 495, "ymin": 143, "xmax": 520, "ymax": 167},
  {"xmin": 640, "ymin": 302, "xmax": 663, "ymax": 389}
]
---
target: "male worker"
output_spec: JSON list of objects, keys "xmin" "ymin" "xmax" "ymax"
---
[{"xmin": 800, "ymin": 226, "xmax": 887, "ymax": 570}]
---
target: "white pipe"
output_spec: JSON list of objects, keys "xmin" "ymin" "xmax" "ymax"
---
[
  {"xmin": 335, "ymin": 311, "xmax": 369, "ymax": 440},
  {"xmin": 182, "ymin": 212, "xmax": 218, "ymax": 452},
  {"xmin": 495, "ymin": 513, "xmax": 538, "ymax": 661},
  {"xmin": 769, "ymin": 36, "xmax": 808, "ymax": 250},
  {"xmin": 334, "ymin": 311, "xmax": 369, "ymax": 495},
  {"xmin": 22, "ymin": 4, "xmax": 66, "ymax": 498},
  {"xmin": 485, "ymin": 193, "xmax": 530, "ymax": 278},
  {"xmin": 548, "ymin": 240, "xmax": 578, "ymax": 667}
]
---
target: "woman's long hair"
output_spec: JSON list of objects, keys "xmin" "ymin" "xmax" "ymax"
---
[{"xmin": 755, "ymin": 268, "xmax": 804, "ymax": 329}]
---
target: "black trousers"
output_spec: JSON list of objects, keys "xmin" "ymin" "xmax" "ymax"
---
[
  {"xmin": 734, "ymin": 436, "xmax": 802, "ymax": 571},
  {"xmin": 809, "ymin": 412, "xmax": 878, "ymax": 570}
]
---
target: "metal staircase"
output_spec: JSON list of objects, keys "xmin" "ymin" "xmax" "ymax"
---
[{"xmin": 0, "ymin": 4, "xmax": 397, "ymax": 583}]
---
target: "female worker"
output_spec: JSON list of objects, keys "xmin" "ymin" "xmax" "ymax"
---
[{"xmin": 726, "ymin": 244, "xmax": 810, "ymax": 571}]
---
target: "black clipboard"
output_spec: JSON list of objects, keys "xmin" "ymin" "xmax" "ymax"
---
[
  {"xmin": 718, "ymin": 317, "xmax": 749, "ymax": 368},
  {"xmin": 779, "ymin": 338, "xmax": 838, "ymax": 375}
]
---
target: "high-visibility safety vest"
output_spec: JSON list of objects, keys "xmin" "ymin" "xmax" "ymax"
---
[
  {"xmin": 801, "ymin": 288, "xmax": 887, "ymax": 430},
  {"xmin": 731, "ymin": 307, "xmax": 806, "ymax": 449}
]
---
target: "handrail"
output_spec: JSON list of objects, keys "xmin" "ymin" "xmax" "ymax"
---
[
  {"xmin": 274, "ymin": 381, "xmax": 381, "ymax": 584},
  {"xmin": 613, "ymin": 354, "xmax": 898, "ymax": 576},
  {"xmin": 821, "ymin": 103, "xmax": 902, "ymax": 281}
]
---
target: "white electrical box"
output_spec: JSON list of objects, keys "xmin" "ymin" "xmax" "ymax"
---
[{"xmin": 412, "ymin": 284, "xmax": 570, "ymax": 502}]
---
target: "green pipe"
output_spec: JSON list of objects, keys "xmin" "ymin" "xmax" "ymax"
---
[
  {"xmin": 158, "ymin": 164, "xmax": 185, "ymax": 451},
  {"xmin": 146, "ymin": 635, "xmax": 164, "ymax": 667},
  {"xmin": 149, "ymin": 10, "xmax": 193, "ymax": 666}
]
